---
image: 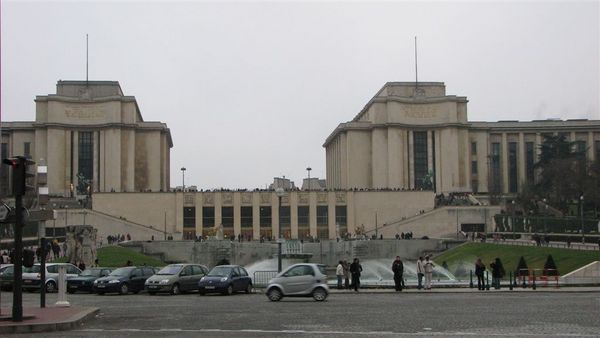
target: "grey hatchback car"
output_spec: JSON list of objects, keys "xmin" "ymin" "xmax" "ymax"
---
[
  {"xmin": 265, "ymin": 263, "xmax": 328, "ymax": 301},
  {"xmin": 145, "ymin": 263, "xmax": 208, "ymax": 295}
]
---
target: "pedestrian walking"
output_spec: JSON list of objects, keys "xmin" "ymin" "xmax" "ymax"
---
[
  {"xmin": 392, "ymin": 256, "xmax": 404, "ymax": 291},
  {"xmin": 475, "ymin": 258, "xmax": 486, "ymax": 290},
  {"xmin": 336, "ymin": 260, "xmax": 344, "ymax": 289},
  {"xmin": 424, "ymin": 255, "xmax": 435, "ymax": 290},
  {"xmin": 349, "ymin": 258, "xmax": 362, "ymax": 292},
  {"xmin": 416, "ymin": 256, "xmax": 425, "ymax": 290}
]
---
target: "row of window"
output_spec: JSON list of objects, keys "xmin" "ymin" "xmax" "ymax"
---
[{"xmin": 185, "ymin": 205, "xmax": 348, "ymax": 228}]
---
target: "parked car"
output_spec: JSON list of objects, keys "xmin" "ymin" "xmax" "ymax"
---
[
  {"xmin": 0, "ymin": 264, "xmax": 14, "ymax": 290},
  {"xmin": 67, "ymin": 267, "xmax": 113, "ymax": 294},
  {"xmin": 93, "ymin": 266, "xmax": 157, "ymax": 295},
  {"xmin": 198, "ymin": 265, "xmax": 252, "ymax": 295},
  {"xmin": 265, "ymin": 263, "xmax": 328, "ymax": 301},
  {"xmin": 22, "ymin": 263, "xmax": 82, "ymax": 293},
  {"xmin": 145, "ymin": 263, "xmax": 208, "ymax": 295}
]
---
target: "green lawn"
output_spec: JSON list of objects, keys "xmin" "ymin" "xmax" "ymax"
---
[
  {"xmin": 434, "ymin": 243, "xmax": 600, "ymax": 277},
  {"xmin": 56, "ymin": 245, "xmax": 164, "ymax": 268}
]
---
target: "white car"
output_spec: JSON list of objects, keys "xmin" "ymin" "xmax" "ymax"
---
[
  {"xmin": 22, "ymin": 263, "xmax": 82, "ymax": 293},
  {"xmin": 265, "ymin": 263, "xmax": 329, "ymax": 301}
]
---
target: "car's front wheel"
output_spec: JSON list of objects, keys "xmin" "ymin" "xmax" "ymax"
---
[
  {"xmin": 312, "ymin": 287, "xmax": 328, "ymax": 301},
  {"xmin": 224, "ymin": 284, "xmax": 233, "ymax": 295},
  {"xmin": 171, "ymin": 283, "xmax": 180, "ymax": 295},
  {"xmin": 245, "ymin": 283, "xmax": 253, "ymax": 294},
  {"xmin": 267, "ymin": 288, "xmax": 283, "ymax": 301},
  {"xmin": 119, "ymin": 283, "xmax": 129, "ymax": 295}
]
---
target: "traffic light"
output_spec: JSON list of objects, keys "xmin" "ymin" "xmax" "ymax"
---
[{"xmin": 2, "ymin": 156, "xmax": 36, "ymax": 197}]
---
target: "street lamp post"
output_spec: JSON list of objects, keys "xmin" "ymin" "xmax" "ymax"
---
[
  {"xmin": 511, "ymin": 200, "xmax": 516, "ymax": 240},
  {"xmin": 180, "ymin": 167, "xmax": 186, "ymax": 191},
  {"xmin": 52, "ymin": 203, "xmax": 57, "ymax": 239},
  {"xmin": 65, "ymin": 205, "xmax": 68, "ymax": 232},
  {"xmin": 306, "ymin": 167, "xmax": 312, "ymax": 191},
  {"xmin": 580, "ymin": 195, "xmax": 585, "ymax": 244},
  {"xmin": 275, "ymin": 188, "xmax": 286, "ymax": 272}
]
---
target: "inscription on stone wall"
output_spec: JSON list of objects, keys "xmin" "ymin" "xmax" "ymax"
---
[
  {"xmin": 402, "ymin": 105, "xmax": 438, "ymax": 119},
  {"xmin": 335, "ymin": 192, "xmax": 346, "ymax": 204},
  {"xmin": 260, "ymin": 193, "xmax": 271, "ymax": 204},
  {"xmin": 222, "ymin": 193, "xmax": 233, "ymax": 205},
  {"xmin": 64, "ymin": 104, "xmax": 108, "ymax": 119},
  {"xmin": 184, "ymin": 194, "xmax": 195, "ymax": 206},
  {"xmin": 298, "ymin": 193, "xmax": 309, "ymax": 204},
  {"xmin": 317, "ymin": 193, "xmax": 328, "ymax": 204},
  {"xmin": 203, "ymin": 194, "xmax": 214, "ymax": 205},
  {"xmin": 241, "ymin": 193, "xmax": 252, "ymax": 204}
]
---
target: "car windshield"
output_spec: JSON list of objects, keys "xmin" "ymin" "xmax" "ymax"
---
[
  {"xmin": 208, "ymin": 266, "xmax": 232, "ymax": 277},
  {"xmin": 80, "ymin": 269, "xmax": 103, "ymax": 277},
  {"xmin": 23, "ymin": 265, "xmax": 41, "ymax": 273},
  {"xmin": 157, "ymin": 265, "xmax": 183, "ymax": 275},
  {"xmin": 109, "ymin": 267, "xmax": 133, "ymax": 276}
]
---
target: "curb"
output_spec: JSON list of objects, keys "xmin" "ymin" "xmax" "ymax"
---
[{"xmin": 0, "ymin": 307, "xmax": 99, "ymax": 334}]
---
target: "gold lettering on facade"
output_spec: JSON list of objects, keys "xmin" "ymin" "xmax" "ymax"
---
[{"xmin": 64, "ymin": 104, "xmax": 107, "ymax": 119}]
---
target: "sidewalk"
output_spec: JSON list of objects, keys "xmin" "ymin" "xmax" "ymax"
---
[
  {"xmin": 326, "ymin": 286, "xmax": 600, "ymax": 293},
  {"xmin": 0, "ymin": 306, "xmax": 98, "ymax": 334}
]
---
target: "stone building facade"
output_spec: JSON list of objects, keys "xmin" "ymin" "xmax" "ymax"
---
[
  {"xmin": 0, "ymin": 80, "xmax": 172, "ymax": 197},
  {"xmin": 324, "ymin": 82, "xmax": 600, "ymax": 194}
]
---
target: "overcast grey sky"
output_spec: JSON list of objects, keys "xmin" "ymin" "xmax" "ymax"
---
[{"xmin": 1, "ymin": 1, "xmax": 598, "ymax": 189}]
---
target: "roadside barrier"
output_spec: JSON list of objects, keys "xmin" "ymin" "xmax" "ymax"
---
[{"xmin": 253, "ymin": 271, "xmax": 278, "ymax": 287}]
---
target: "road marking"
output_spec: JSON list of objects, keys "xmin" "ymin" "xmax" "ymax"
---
[{"xmin": 75, "ymin": 328, "xmax": 600, "ymax": 336}]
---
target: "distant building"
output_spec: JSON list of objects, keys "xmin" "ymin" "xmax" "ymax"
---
[
  {"xmin": 0, "ymin": 80, "xmax": 173, "ymax": 197},
  {"xmin": 301, "ymin": 177, "xmax": 326, "ymax": 191},
  {"xmin": 269, "ymin": 177, "xmax": 296, "ymax": 190},
  {"xmin": 324, "ymin": 82, "xmax": 600, "ymax": 194}
]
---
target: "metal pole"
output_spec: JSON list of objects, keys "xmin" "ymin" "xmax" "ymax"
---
[
  {"xmin": 580, "ymin": 196, "xmax": 585, "ymax": 244},
  {"xmin": 164, "ymin": 211, "xmax": 167, "ymax": 240},
  {"xmin": 40, "ymin": 237, "xmax": 46, "ymax": 308},
  {"xmin": 278, "ymin": 195, "xmax": 282, "ymax": 272},
  {"xmin": 12, "ymin": 191, "xmax": 24, "ymax": 321},
  {"xmin": 375, "ymin": 212, "xmax": 378, "ymax": 239}
]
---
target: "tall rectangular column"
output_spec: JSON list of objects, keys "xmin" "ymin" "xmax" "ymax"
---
[{"xmin": 501, "ymin": 133, "xmax": 508, "ymax": 194}]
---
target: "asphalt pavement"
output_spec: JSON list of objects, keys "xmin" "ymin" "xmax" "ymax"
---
[{"xmin": 0, "ymin": 287, "xmax": 598, "ymax": 337}]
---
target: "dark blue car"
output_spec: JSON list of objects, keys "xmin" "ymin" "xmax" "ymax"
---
[
  {"xmin": 198, "ymin": 265, "xmax": 252, "ymax": 295},
  {"xmin": 67, "ymin": 267, "xmax": 113, "ymax": 293}
]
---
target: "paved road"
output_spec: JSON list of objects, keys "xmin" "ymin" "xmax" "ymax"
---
[{"xmin": 3, "ymin": 290, "xmax": 600, "ymax": 337}]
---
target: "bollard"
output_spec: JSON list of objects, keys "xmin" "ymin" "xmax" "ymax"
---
[
  {"xmin": 509, "ymin": 271, "xmax": 513, "ymax": 290},
  {"xmin": 469, "ymin": 270, "xmax": 474, "ymax": 288},
  {"xmin": 532, "ymin": 270, "xmax": 536, "ymax": 290},
  {"xmin": 55, "ymin": 265, "xmax": 70, "ymax": 307},
  {"xmin": 513, "ymin": 273, "xmax": 518, "ymax": 288}
]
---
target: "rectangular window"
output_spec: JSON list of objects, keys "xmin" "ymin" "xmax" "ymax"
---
[
  {"xmin": 297, "ymin": 206, "xmax": 310, "ymax": 240},
  {"xmin": 526, "ymin": 142, "xmax": 535, "ymax": 182},
  {"xmin": 471, "ymin": 179, "xmax": 479, "ymax": 193},
  {"xmin": 335, "ymin": 206, "xmax": 347, "ymax": 238},
  {"xmin": 202, "ymin": 207, "xmax": 215, "ymax": 228},
  {"xmin": 575, "ymin": 140, "xmax": 586, "ymax": 155},
  {"xmin": 491, "ymin": 142, "xmax": 501, "ymax": 192},
  {"xmin": 241, "ymin": 206, "xmax": 253, "ymax": 228},
  {"xmin": 508, "ymin": 142, "xmax": 518, "ymax": 193},
  {"xmin": 471, "ymin": 161, "xmax": 478, "ymax": 175},
  {"xmin": 183, "ymin": 207, "xmax": 195, "ymax": 228},
  {"xmin": 596, "ymin": 140, "xmax": 600, "ymax": 161},
  {"xmin": 78, "ymin": 131, "xmax": 94, "ymax": 194},
  {"xmin": 24, "ymin": 142, "xmax": 31, "ymax": 158},
  {"xmin": 316, "ymin": 206, "xmax": 328, "ymax": 239},
  {"xmin": 279, "ymin": 206, "xmax": 291, "ymax": 239},
  {"xmin": 259, "ymin": 206, "xmax": 271, "ymax": 227},
  {"xmin": 413, "ymin": 131, "xmax": 428, "ymax": 189},
  {"xmin": 471, "ymin": 142, "xmax": 477, "ymax": 155},
  {"xmin": 222, "ymin": 207, "xmax": 234, "ymax": 228}
]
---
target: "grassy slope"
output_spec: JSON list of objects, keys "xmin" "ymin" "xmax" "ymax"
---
[
  {"xmin": 434, "ymin": 243, "xmax": 600, "ymax": 276},
  {"xmin": 56, "ymin": 246, "xmax": 164, "ymax": 268}
]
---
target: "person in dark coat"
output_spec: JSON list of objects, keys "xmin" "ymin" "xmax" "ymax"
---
[
  {"xmin": 490, "ymin": 257, "xmax": 505, "ymax": 289},
  {"xmin": 475, "ymin": 258, "xmax": 486, "ymax": 290},
  {"xmin": 349, "ymin": 258, "xmax": 363, "ymax": 292},
  {"xmin": 392, "ymin": 256, "xmax": 404, "ymax": 291}
]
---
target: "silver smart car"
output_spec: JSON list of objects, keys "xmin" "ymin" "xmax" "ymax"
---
[{"xmin": 265, "ymin": 263, "xmax": 328, "ymax": 301}]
